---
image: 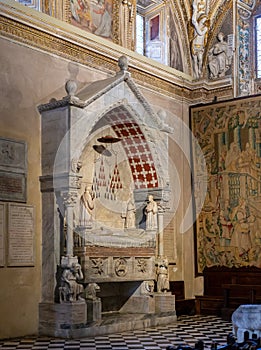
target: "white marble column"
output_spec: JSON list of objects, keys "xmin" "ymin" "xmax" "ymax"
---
[
  {"xmin": 157, "ymin": 205, "xmax": 164, "ymax": 257},
  {"xmin": 61, "ymin": 191, "xmax": 78, "ymax": 265}
]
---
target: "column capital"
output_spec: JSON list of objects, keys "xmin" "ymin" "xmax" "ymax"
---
[{"xmin": 61, "ymin": 190, "xmax": 78, "ymax": 206}]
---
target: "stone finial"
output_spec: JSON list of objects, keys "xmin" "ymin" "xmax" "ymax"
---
[
  {"xmin": 118, "ymin": 56, "xmax": 128, "ymax": 72},
  {"xmin": 65, "ymin": 79, "xmax": 77, "ymax": 96}
]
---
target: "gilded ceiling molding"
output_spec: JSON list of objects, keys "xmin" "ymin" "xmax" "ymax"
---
[
  {"xmin": 170, "ymin": 0, "xmax": 192, "ymax": 74},
  {"xmin": 190, "ymin": 85, "xmax": 233, "ymax": 102},
  {"xmin": 130, "ymin": 69, "xmax": 188, "ymax": 98},
  {"xmin": 182, "ymin": 0, "xmax": 191, "ymax": 21},
  {"xmin": 0, "ymin": 2, "xmax": 233, "ymax": 103},
  {"xmin": 131, "ymin": 68, "xmax": 233, "ymax": 103},
  {"xmin": 0, "ymin": 16, "xmax": 116, "ymax": 72},
  {"xmin": 41, "ymin": 0, "xmax": 71, "ymax": 23},
  {"xmin": 0, "ymin": 12, "xmax": 190, "ymax": 97},
  {"xmin": 112, "ymin": 0, "xmax": 120, "ymax": 45},
  {"xmin": 238, "ymin": 0, "xmax": 256, "ymax": 11},
  {"xmin": 208, "ymin": 0, "xmax": 229, "ymax": 24},
  {"xmin": 115, "ymin": 0, "xmax": 136, "ymax": 50}
]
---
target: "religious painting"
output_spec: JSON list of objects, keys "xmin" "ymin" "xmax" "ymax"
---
[
  {"xmin": 191, "ymin": 95, "xmax": 261, "ymax": 274},
  {"xmin": 169, "ymin": 11, "xmax": 183, "ymax": 71},
  {"xmin": 70, "ymin": 0, "xmax": 113, "ymax": 39}
]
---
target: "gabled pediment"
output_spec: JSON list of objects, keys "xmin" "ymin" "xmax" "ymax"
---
[{"xmin": 39, "ymin": 56, "xmax": 172, "ymax": 198}]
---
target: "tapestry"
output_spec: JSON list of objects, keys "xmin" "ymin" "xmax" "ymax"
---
[{"xmin": 191, "ymin": 95, "xmax": 261, "ymax": 274}]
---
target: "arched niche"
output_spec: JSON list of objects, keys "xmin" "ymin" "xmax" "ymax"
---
[{"xmin": 38, "ymin": 56, "xmax": 173, "ymax": 301}]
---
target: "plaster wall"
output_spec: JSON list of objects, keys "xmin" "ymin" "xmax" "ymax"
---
[
  {"xmin": 0, "ymin": 36, "xmax": 196, "ymax": 338},
  {"xmin": 0, "ymin": 38, "xmax": 108, "ymax": 339}
]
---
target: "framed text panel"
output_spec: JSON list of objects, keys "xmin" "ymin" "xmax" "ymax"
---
[
  {"xmin": 7, "ymin": 203, "xmax": 34, "ymax": 267},
  {"xmin": 0, "ymin": 138, "xmax": 27, "ymax": 202}
]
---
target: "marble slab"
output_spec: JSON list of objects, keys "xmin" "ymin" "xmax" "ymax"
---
[
  {"xmin": 0, "ymin": 138, "xmax": 27, "ymax": 202},
  {"xmin": 7, "ymin": 203, "xmax": 34, "ymax": 266}
]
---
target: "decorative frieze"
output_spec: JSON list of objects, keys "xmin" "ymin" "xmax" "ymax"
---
[{"xmin": 79, "ymin": 254, "xmax": 155, "ymax": 282}]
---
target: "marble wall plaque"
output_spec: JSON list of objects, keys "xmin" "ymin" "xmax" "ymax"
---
[
  {"xmin": 0, "ymin": 138, "xmax": 27, "ymax": 202},
  {"xmin": 7, "ymin": 203, "xmax": 34, "ymax": 266},
  {"xmin": 0, "ymin": 203, "xmax": 5, "ymax": 267}
]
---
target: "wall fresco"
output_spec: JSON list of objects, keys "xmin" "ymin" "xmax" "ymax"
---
[{"xmin": 70, "ymin": 0, "xmax": 113, "ymax": 38}]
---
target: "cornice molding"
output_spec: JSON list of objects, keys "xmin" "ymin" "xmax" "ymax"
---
[{"xmin": 0, "ymin": 0, "xmax": 233, "ymax": 103}]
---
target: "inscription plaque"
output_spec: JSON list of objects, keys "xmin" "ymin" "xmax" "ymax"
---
[
  {"xmin": 0, "ymin": 138, "xmax": 27, "ymax": 202},
  {"xmin": 0, "ymin": 203, "xmax": 5, "ymax": 267},
  {"xmin": 7, "ymin": 204, "xmax": 34, "ymax": 266}
]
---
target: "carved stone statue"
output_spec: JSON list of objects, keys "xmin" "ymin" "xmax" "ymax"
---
[
  {"xmin": 156, "ymin": 256, "xmax": 169, "ymax": 293},
  {"xmin": 79, "ymin": 186, "xmax": 94, "ymax": 227},
  {"xmin": 191, "ymin": 0, "xmax": 209, "ymax": 79},
  {"xmin": 59, "ymin": 263, "xmax": 84, "ymax": 303},
  {"xmin": 208, "ymin": 32, "xmax": 232, "ymax": 79},
  {"xmin": 143, "ymin": 280, "xmax": 154, "ymax": 294},
  {"xmin": 85, "ymin": 282, "xmax": 101, "ymax": 301},
  {"xmin": 124, "ymin": 195, "xmax": 136, "ymax": 229},
  {"xmin": 145, "ymin": 195, "xmax": 158, "ymax": 230}
]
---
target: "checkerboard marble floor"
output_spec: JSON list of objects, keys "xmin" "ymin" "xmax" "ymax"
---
[{"xmin": 0, "ymin": 315, "xmax": 233, "ymax": 350}]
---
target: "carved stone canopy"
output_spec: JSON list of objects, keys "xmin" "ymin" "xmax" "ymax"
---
[{"xmin": 39, "ymin": 56, "xmax": 171, "ymax": 198}]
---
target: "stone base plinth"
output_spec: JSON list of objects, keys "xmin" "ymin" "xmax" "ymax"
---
[
  {"xmin": 154, "ymin": 293, "xmax": 175, "ymax": 313},
  {"xmin": 120, "ymin": 295, "xmax": 155, "ymax": 314},
  {"xmin": 232, "ymin": 304, "xmax": 261, "ymax": 342},
  {"xmin": 86, "ymin": 299, "xmax": 102, "ymax": 322},
  {"xmin": 39, "ymin": 301, "xmax": 87, "ymax": 337},
  {"xmin": 39, "ymin": 307, "xmax": 176, "ymax": 338}
]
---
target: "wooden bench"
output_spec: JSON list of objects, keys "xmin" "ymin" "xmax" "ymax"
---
[
  {"xmin": 195, "ymin": 295, "xmax": 223, "ymax": 316},
  {"xmin": 221, "ymin": 283, "xmax": 261, "ymax": 320},
  {"xmin": 222, "ymin": 284, "xmax": 261, "ymax": 307},
  {"xmin": 195, "ymin": 266, "xmax": 261, "ymax": 318}
]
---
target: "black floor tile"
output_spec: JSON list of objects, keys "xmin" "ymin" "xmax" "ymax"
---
[{"xmin": 0, "ymin": 315, "xmax": 232, "ymax": 350}]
